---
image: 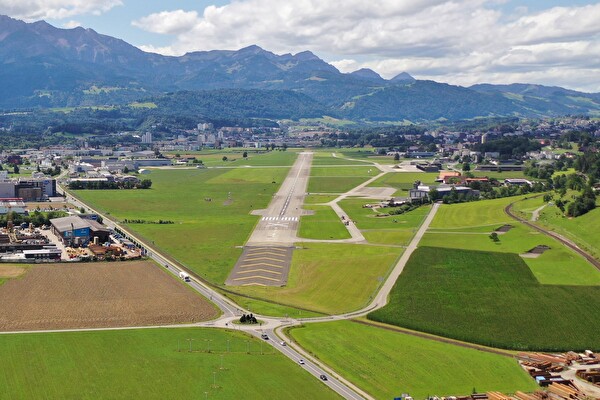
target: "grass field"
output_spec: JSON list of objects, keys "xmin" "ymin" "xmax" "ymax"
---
[
  {"xmin": 310, "ymin": 166, "xmax": 374, "ymax": 177},
  {"xmin": 336, "ymin": 150, "xmax": 398, "ymax": 165},
  {"xmin": 307, "ymin": 165, "xmax": 374, "ymax": 194},
  {"xmin": 471, "ymin": 170, "xmax": 529, "ymax": 179},
  {"xmin": 0, "ymin": 328, "xmax": 337, "ymax": 399},
  {"xmin": 310, "ymin": 152, "xmax": 369, "ymax": 166},
  {"xmin": 508, "ymin": 193, "xmax": 600, "ymax": 260},
  {"xmin": 367, "ymin": 172, "xmax": 439, "ymax": 196},
  {"xmin": 428, "ymin": 196, "xmax": 525, "ymax": 230},
  {"xmin": 298, "ymin": 206, "xmax": 351, "ymax": 240},
  {"xmin": 425, "ymin": 196, "xmax": 600, "ymax": 285},
  {"xmin": 290, "ymin": 321, "xmax": 537, "ymax": 399},
  {"xmin": 369, "ymin": 247, "xmax": 600, "ymax": 351},
  {"xmin": 537, "ymin": 202, "xmax": 600, "ymax": 260},
  {"xmin": 166, "ymin": 149, "xmax": 298, "ymax": 167},
  {"xmin": 304, "ymin": 194, "xmax": 339, "ymax": 204},
  {"xmin": 422, "ymin": 223, "xmax": 600, "ymax": 286},
  {"xmin": 232, "ymin": 243, "xmax": 401, "ymax": 314},
  {"xmin": 75, "ymin": 167, "xmax": 289, "ymax": 285},
  {"xmin": 308, "ymin": 177, "xmax": 370, "ymax": 193}
]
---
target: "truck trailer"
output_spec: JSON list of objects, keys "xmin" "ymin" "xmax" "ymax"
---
[{"xmin": 179, "ymin": 271, "xmax": 191, "ymax": 282}]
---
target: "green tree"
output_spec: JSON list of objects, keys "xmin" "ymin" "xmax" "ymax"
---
[
  {"xmin": 243, "ymin": 151, "xmax": 248, "ymax": 158},
  {"xmin": 462, "ymin": 162, "xmax": 471, "ymax": 172},
  {"xmin": 394, "ymin": 153, "xmax": 400, "ymax": 161},
  {"xmin": 13, "ymin": 165, "xmax": 19, "ymax": 174},
  {"xmin": 222, "ymin": 156, "xmax": 228, "ymax": 161}
]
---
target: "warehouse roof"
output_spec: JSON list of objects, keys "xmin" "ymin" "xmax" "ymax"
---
[{"xmin": 50, "ymin": 216, "xmax": 92, "ymax": 232}]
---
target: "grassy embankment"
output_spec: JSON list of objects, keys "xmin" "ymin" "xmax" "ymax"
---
[
  {"xmin": 422, "ymin": 196, "xmax": 600, "ymax": 285},
  {"xmin": 290, "ymin": 320, "xmax": 537, "ymax": 399}
]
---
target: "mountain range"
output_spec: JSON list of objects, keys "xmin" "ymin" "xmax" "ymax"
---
[{"xmin": 1, "ymin": 14, "xmax": 600, "ymax": 122}]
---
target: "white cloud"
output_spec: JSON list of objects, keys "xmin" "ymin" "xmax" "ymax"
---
[
  {"xmin": 132, "ymin": 10, "xmax": 199, "ymax": 35},
  {"xmin": 132, "ymin": 0, "xmax": 600, "ymax": 92},
  {"xmin": 62, "ymin": 20, "xmax": 81, "ymax": 29},
  {"xmin": 0, "ymin": 0, "xmax": 122, "ymax": 20}
]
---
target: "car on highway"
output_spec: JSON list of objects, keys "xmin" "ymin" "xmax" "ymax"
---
[
  {"xmin": 298, "ymin": 359, "xmax": 305, "ymax": 365},
  {"xmin": 261, "ymin": 334, "xmax": 269, "ymax": 340},
  {"xmin": 319, "ymin": 374, "xmax": 328, "ymax": 381},
  {"xmin": 280, "ymin": 341, "xmax": 286, "ymax": 346}
]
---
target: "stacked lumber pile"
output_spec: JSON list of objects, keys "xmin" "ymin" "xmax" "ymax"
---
[
  {"xmin": 547, "ymin": 382, "xmax": 585, "ymax": 400},
  {"xmin": 576, "ymin": 368, "xmax": 600, "ymax": 385}
]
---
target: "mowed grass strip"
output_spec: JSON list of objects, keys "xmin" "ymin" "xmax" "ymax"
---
[
  {"xmin": 298, "ymin": 205, "xmax": 351, "ymax": 240},
  {"xmin": 428, "ymin": 196, "xmax": 528, "ymax": 230},
  {"xmin": 168, "ymin": 149, "xmax": 298, "ymax": 167},
  {"xmin": 0, "ymin": 328, "xmax": 338, "ymax": 400},
  {"xmin": 310, "ymin": 152, "xmax": 368, "ymax": 166},
  {"xmin": 367, "ymin": 172, "xmax": 439, "ymax": 191},
  {"xmin": 369, "ymin": 247, "xmax": 600, "ymax": 351},
  {"xmin": 231, "ymin": 243, "xmax": 401, "ymax": 314},
  {"xmin": 75, "ymin": 167, "xmax": 289, "ymax": 284},
  {"xmin": 290, "ymin": 321, "xmax": 537, "ymax": 399},
  {"xmin": 307, "ymin": 176, "xmax": 370, "ymax": 193},
  {"xmin": 310, "ymin": 166, "xmax": 374, "ymax": 177}
]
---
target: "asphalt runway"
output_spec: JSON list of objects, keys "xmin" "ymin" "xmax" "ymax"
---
[{"xmin": 226, "ymin": 152, "xmax": 313, "ymax": 286}]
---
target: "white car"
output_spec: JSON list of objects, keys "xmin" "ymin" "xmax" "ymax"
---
[
  {"xmin": 280, "ymin": 341, "xmax": 286, "ymax": 346},
  {"xmin": 298, "ymin": 359, "xmax": 305, "ymax": 365}
]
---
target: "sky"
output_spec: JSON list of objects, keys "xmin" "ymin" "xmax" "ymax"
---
[{"xmin": 2, "ymin": 0, "xmax": 600, "ymax": 92}]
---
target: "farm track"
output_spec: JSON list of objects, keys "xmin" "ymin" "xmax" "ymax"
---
[{"xmin": 505, "ymin": 200, "xmax": 600, "ymax": 271}]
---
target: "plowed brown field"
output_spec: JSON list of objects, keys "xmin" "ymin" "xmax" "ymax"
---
[{"xmin": 0, "ymin": 261, "xmax": 218, "ymax": 331}]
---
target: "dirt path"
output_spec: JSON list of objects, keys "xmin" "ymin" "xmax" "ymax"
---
[{"xmin": 531, "ymin": 204, "xmax": 547, "ymax": 221}]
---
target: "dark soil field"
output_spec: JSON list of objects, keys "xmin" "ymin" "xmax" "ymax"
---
[{"xmin": 0, "ymin": 261, "xmax": 218, "ymax": 331}]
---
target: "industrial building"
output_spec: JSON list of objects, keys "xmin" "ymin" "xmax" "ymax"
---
[
  {"xmin": 0, "ymin": 199, "xmax": 27, "ymax": 214},
  {"xmin": 50, "ymin": 216, "xmax": 110, "ymax": 247}
]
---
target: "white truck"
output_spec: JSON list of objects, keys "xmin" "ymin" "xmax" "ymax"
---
[{"xmin": 179, "ymin": 271, "xmax": 191, "ymax": 282}]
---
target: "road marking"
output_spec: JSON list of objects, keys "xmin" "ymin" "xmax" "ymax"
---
[
  {"xmin": 236, "ymin": 269, "xmax": 282, "ymax": 275},
  {"xmin": 245, "ymin": 251, "xmax": 287, "ymax": 257},
  {"xmin": 239, "ymin": 262, "xmax": 284, "ymax": 269},
  {"xmin": 233, "ymin": 275, "xmax": 279, "ymax": 282},
  {"xmin": 244, "ymin": 256, "xmax": 285, "ymax": 263}
]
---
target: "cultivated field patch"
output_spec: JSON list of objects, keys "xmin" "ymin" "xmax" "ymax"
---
[
  {"xmin": 0, "ymin": 261, "xmax": 218, "ymax": 331},
  {"xmin": 369, "ymin": 247, "xmax": 600, "ymax": 351}
]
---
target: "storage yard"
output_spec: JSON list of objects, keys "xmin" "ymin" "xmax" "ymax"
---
[{"xmin": 0, "ymin": 260, "xmax": 218, "ymax": 331}]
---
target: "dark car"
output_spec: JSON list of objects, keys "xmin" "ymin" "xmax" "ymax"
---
[
  {"xmin": 261, "ymin": 334, "xmax": 269, "ymax": 340},
  {"xmin": 319, "ymin": 374, "xmax": 328, "ymax": 381}
]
